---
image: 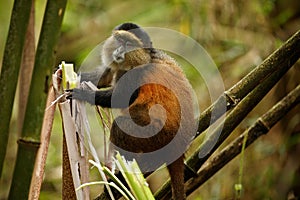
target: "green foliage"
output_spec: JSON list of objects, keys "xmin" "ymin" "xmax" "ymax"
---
[{"xmin": 116, "ymin": 152, "xmax": 155, "ymax": 200}]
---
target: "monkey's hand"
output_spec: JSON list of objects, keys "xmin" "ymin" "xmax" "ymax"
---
[
  {"xmin": 67, "ymin": 88, "xmax": 96, "ymax": 105},
  {"xmin": 68, "ymin": 87, "xmax": 115, "ymax": 108}
]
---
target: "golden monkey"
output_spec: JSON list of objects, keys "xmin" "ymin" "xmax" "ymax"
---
[{"xmin": 72, "ymin": 23, "xmax": 196, "ymax": 200}]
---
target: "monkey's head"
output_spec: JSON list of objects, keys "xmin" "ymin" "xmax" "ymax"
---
[{"xmin": 102, "ymin": 23, "xmax": 152, "ymax": 71}]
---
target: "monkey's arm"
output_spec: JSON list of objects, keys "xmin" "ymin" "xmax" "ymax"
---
[
  {"xmin": 70, "ymin": 87, "xmax": 139, "ymax": 108},
  {"xmin": 79, "ymin": 67, "xmax": 113, "ymax": 88},
  {"xmin": 71, "ymin": 88, "xmax": 113, "ymax": 107}
]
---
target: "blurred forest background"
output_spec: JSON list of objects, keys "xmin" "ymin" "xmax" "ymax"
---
[{"xmin": 0, "ymin": 0, "xmax": 300, "ymax": 199}]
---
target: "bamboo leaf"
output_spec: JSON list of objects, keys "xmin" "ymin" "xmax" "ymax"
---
[
  {"xmin": 116, "ymin": 152, "xmax": 155, "ymax": 200},
  {"xmin": 102, "ymin": 165, "xmax": 134, "ymax": 200},
  {"xmin": 77, "ymin": 181, "xmax": 130, "ymax": 200}
]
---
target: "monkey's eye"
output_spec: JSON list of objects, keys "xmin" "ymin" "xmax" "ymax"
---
[
  {"xmin": 125, "ymin": 41, "xmax": 134, "ymax": 47},
  {"xmin": 125, "ymin": 41, "xmax": 137, "ymax": 52},
  {"xmin": 116, "ymin": 37, "xmax": 126, "ymax": 45},
  {"xmin": 126, "ymin": 41, "xmax": 141, "ymax": 51}
]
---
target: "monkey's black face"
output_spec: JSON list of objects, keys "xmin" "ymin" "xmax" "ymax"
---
[
  {"xmin": 112, "ymin": 43, "xmax": 126, "ymax": 63},
  {"xmin": 112, "ymin": 30, "xmax": 145, "ymax": 63}
]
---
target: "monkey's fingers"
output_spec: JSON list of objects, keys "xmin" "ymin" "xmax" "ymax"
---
[
  {"xmin": 66, "ymin": 88, "xmax": 95, "ymax": 105},
  {"xmin": 64, "ymin": 89, "xmax": 73, "ymax": 93}
]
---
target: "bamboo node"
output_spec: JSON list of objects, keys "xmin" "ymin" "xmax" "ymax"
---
[
  {"xmin": 224, "ymin": 91, "xmax": 239, "ymax": 107},
  {"xmin": 255, "ymin": 119, "xmax": 270, "ymax": 135},
  {"xmin": 17, "ymin": 138, "xmax": 41, "ymax": 149}
]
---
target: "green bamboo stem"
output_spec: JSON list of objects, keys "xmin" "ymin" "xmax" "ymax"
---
[
  {"xmin": 196, "ymin": 29, "xmax": 300, "ymax": 136},
  {"xmin": 0, "ymin": 0, "xmax": 33, "ymax": 177},
  {"xmin": 186, "ymin": 84, "xmax": 300, "ymax": 196},
  {"xmin": 186, "ymin": 31, "xmax": 300, "ymax": 173},
  {"xmin": 18, "ymin": 1, "xmax": 35, "ymax": 134},
  {"xmin": 8, "ymin": 0, "xmax": 67, "ymax": 199}
]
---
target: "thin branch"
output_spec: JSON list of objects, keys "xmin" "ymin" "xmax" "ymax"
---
[{"xmin": 186, "ymin": 84, "xmax": 300, "ymax": 196}]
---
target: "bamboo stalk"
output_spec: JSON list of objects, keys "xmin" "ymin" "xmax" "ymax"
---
[
  {"xmin": 186, "ymin": 84, "xmax": 300, "ymax": 196},
  {"xmin": 56, "ymin": 65, "xmax": 91, "ymax": 199},
  {"xmin": 155, "ymin": 29, "xmax": 300, "ymax": 199},
  {"xmin": 18, "ymin": 0, "xmax": 35, "ymax": 133},
  {"xmin": 8, "ymin": 0, "xmax": 67, "ymax": 199},
  {"xmin": 158, "ymin": 62, "xmax": 299, "ymax": 200},
  {"xmin": 187, "ymin": 60, "xmax": 294, "ymax": 172},
  {"xmin": 62, "ymin": 133, "xmax": 77, "ymax": 199},
  {"xmin": 60, "ymin": 102, "xmax": 86, "ymax": 199},
  {"xmin": 196, "ymin": 29, "xmax": 300, "ymax": 136},
  {"xmin": 0, "ymin": 0, "xmax": 33, "ymax": 177},
  {"xmin": 29, "ymin": 87, "xmax": 56, "ymax": 199},
  {"xmin": 188, "ymin": 29, "xmax": 300, "ymax": 173}
]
